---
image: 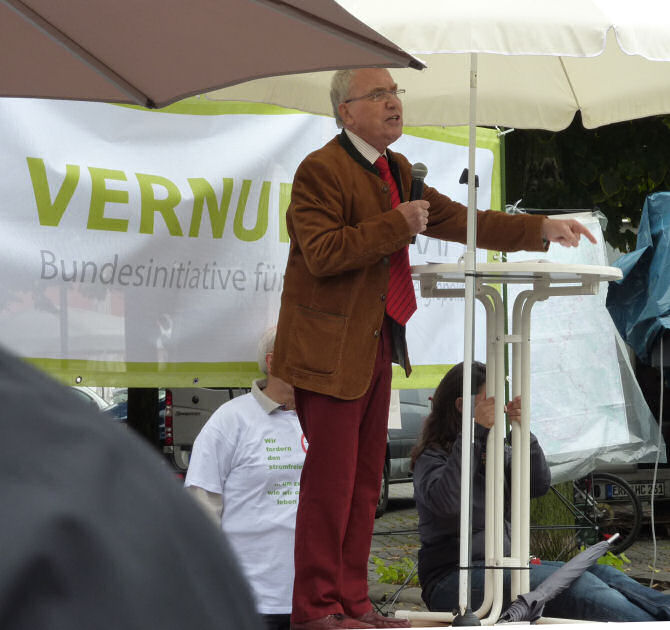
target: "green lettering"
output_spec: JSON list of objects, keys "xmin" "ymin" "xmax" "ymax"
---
[
  {"xmin": 279, "ymin": 182, "xmax": 291, "ymax": 243},
  {"xmin": 233, "ymin": 180, "xmax": 269, "ymax": 242},
  {"xmin": 88, "ymin": 167, "xmax": 129, "ymax": 232},
  {"xmin": 26, "ymin": 157, "xmax": 80, "ymax": 227},
  {"xmin": 187, "ymin": 177, "xmax": 233, "ymax": 238},
  {"xmin": 137, "ymin": 173, "xmax": 183, "ymax": 236}
]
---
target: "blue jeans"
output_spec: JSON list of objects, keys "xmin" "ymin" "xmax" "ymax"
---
[{"xmin": 428, "ymin": 561, "xmax": 670, "ymax": 622}]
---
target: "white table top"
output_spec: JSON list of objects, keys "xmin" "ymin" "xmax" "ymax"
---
[{"xmin": 411, "ymin": 260, "xmax": 623, "ymax": 284}]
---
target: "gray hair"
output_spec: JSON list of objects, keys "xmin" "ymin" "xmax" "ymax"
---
[
  {"xmin": 257, "ymin": 326, "xmax": 277, "ymax": 374},
  {"xmin": 330, "ymin": 69, "xmax": 356, "ymax": 128}
]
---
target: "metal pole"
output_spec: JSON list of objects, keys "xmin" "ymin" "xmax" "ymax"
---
[{"xmin": 454, "ymin": 52, "xmax": 481, "ymax": 627}]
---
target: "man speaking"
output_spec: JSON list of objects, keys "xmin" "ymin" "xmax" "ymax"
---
[{"xmin": 272, "ymin": 67, "xmax": 595, "ymax": 630}]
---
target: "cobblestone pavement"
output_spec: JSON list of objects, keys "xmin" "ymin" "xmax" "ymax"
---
[
  {"xmin": 368, "ymin": 483, "xmax": 670, "ymax": 616},
  {"xmin": 368, "ymin": 483, "xmax": 424, "ymax": 614}
]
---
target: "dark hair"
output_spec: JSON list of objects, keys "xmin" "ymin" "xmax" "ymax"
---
[{"xmin": 410, "ymin": 361, "xmax": 487, "ymax": 469}]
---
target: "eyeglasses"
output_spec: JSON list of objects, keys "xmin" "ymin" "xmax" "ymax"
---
[{"xmin": 343, "ymin": 88, "xmax": 405, "ymax": 104}]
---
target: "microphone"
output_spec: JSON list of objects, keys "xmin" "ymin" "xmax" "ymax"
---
[{"xmin": 410, "ymin": 162, "xmax": 428, "ymax": 244}]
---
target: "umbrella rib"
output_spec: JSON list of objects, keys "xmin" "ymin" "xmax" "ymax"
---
[
  {"xmin": 1, "ymin": 0, "xmax": 154, "ymax": 108},
  {"xmin": 253, "ymin": 0, "xmax": 426, "ymax": 70},
  {"xmin": 559, "ymin": 57, "xmax": 581, "ymax": 112}
]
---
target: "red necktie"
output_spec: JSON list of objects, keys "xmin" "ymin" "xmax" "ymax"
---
[{"xmin": 374, "ymin": 155, "xmax": 417, "ymax": 326}]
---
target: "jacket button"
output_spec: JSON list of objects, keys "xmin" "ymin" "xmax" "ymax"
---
[
  {"xmin": 381, "ymin": 294, "xmax": 386, "ymax": 301},
  {"xmin": 382, "ymin": 256, "xmax": 389, "ymax": 265},
  {"xmin": 382, "ymin": 184, "xmax": 389, "ymax": 193},
  {"xmin": 373, "ymin": 329, "xmax": 380, "ymax": 337}
]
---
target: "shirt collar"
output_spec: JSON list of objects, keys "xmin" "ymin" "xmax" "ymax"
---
[
  {"xmin": 251, "ymin": 378, "xmax": 285, "ymax": 414},
  {"xmin": 344, "ymin": 129, "xmax": 384, "ymax": 166}
]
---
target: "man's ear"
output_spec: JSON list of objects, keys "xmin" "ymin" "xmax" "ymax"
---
[
  {"xmin": 265, "ymin": 352, "xmax": 273, "ymax": 374},
  {"xmin": 338, "ymin": 102, "xmax": 352, "ymax": 127},
  {"xmin": 455, "ymin": 396, "xmax": 463, "ymax": 414}
]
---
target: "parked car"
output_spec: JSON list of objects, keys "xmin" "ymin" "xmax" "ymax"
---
[
  {"xmin": 594, "ymin": 462, "xmax": 670, "ymax": 522},
  {"xmin": 162, "ymin": 387, "xmax": 249, "ymax": 472},
  {"xmin": 105, "ymin": 385, "xmax": 430, "ymax": 499},
  {"xmin": 157, "ymin": 385, "xmax": 430, "ymax": 515},
  {"xmin": 69, "ymin": 386, "xmax": 110, "ymax": 412},
  {"xmin": 376, "ymin": 388, "xmax": 431, "ymax": 517},
  {"xmin": 102, "ymin": 388, "xmax": 166, "ymax": 436}
]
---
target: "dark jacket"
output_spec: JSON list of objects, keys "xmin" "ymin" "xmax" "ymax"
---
[
  {"xmin": 412, "ymin": 424, "xmax": 552, "ymax": 605},
  {"xmin": 273, "ymin": 132, "xmax": 548, "ymax": 399},
  {"xmin": 0, "ymin": 345, "xmax": 261, "ymax": 630}
]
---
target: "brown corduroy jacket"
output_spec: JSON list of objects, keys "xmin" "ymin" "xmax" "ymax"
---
[{"xmin": 272, "ymin": 132, "xmax": 547, "ymax": 400}]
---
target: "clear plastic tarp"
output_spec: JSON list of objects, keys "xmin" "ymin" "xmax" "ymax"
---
[{"xmin": 507, "ymin": 210, "xmax": 665, "ymax": 483}]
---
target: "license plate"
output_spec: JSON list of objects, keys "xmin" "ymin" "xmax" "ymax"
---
[{"xmin": 607, "ymin": 482, "xmax": 665, "ymax": 498}]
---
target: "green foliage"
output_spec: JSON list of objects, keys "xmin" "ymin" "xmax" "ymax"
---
[
  {"xmin": 530, "ymin": 530, "xmax": 580, "ymax": 562},
  {"xmin": 505, "ymin": 114, "xmax": 670, "ymax": 252},
  {"xmin": 530, "ymin": 482, "xmax": 580, "ymax": 561},
  {"xmin": 595, "ymin": 550, "xmax": 631, "ymax": 573},
  {"xmin": 530, "ymin": 482, "xmax": 574, "ymax": 526},
  {"xmin": 529, "ymin": 482, "xmax": 633, "ymax": 571},
  {"xmin": 372, "ymin": 556, "xmax": 419, "ymax": 586}
]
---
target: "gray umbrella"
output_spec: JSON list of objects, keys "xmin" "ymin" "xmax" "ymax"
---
[
  {"xmin": 500, "ymin": 536, "xmax": 618, "ymax": 623},
  {"xmin": 0, "ymin": 0, "xmax": 423, "ymax": 109}
]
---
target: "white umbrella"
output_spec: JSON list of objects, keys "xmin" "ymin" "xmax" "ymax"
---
[
  {"xmin": 207, "ymin": 0, "xmax": 670, "ymax": 620},
  {"xmin": 207, "ymin": 0, "xmax": 670, "ymax": 130}
]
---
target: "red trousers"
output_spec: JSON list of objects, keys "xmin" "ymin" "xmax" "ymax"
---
[{"xmin": 292, "ymin": 317, "xmax": 393, "ymax": 623}]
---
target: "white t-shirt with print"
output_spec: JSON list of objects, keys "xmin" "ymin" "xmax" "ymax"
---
[{"xmin": 184, "ymin": 392, "xmax": 305, "ymax": 614}]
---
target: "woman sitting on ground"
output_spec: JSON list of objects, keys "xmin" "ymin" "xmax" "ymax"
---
[{"xmin": 411, "ymin": 361, "xmax": 670, "ymax": 622}]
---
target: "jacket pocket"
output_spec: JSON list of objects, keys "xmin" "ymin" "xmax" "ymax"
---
[{"xmin": 290, "ymin": 305, "xmax": 347, "ymax": 375}]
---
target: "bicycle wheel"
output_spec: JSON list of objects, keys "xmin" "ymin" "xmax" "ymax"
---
[{"xmin": 574, "ymin": 472, "xmax": 642, "ymax": 555}]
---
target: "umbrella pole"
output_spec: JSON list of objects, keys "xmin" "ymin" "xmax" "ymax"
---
[{"xmin": 454, "ymin": 52, "xmax": 481, "ymax": 627}]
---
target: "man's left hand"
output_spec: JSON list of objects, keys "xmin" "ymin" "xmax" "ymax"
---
[{"xmin": 541, "ymin": 218, "xmax": 597, "ymax": 247}]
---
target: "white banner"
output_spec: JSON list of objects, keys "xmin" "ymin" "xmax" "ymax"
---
[{"xmin": 0, "ymin": 98, "xmax": 498, "ymax": 387}]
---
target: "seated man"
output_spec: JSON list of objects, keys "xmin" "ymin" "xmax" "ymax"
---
[
  {"xmin": 185, "ymin": 327, "xmax": 304, "ymax": 630},
  {"xmin": 411, "ymin": 361, "xmax": 670, "ymax": 622}
]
